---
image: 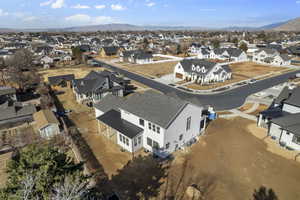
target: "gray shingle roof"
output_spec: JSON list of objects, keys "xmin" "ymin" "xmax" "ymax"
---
[
  {"xmin": 73, "ymin": 78, "xmax": 106, "ymax": 94},
  {"xmin": 284, "ymin": 87, "xmax": 300, "ymax": 107},
  {"xmin": 0, "ymin": 87, "xmax": 16, "ymax": 96},
  {"xmin": 179, "ymin": 59, "xmax": 231, "ymax": 76},
  {"xmin": 119, "ymin": 90, "xmax": 188, "ymax": 128},
  {"xmin": 94, "ymin": 94, "xmax": 126, "ymax": 113},
  {"xmin": 97, "ymin": 109, "xmax": 143, "ymax": 138},
  {"xmin": 279, "ymin": 54, "xmax": 290, "ymax": 61},
  {"xmin": 271, "ymin": 113, "xmax": 300, "ymax": 127},
  {"xmin": 179, "ymin": 59, "xmax": 217, "ymax": 76},
  {"xmin": 0, "ymin": 104, "xmax": 36, "ymax": 122},
  {"xmin": 274, "ymin": 86, "xmax": 292, "ymax": 105},
  {"xmin": 48, "ymin": 74, "xmax": 75, "ymax": 85},
  {"xmin": 271, "ymin": 113, "xmax": 300, "ymax": 136}
]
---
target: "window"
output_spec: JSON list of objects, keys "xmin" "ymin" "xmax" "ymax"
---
[
  {"xmin": 286, "ymin": 132, "xmax": 290, "ymax": 135},
  {"xmin": 157, "ymin": 127, "xmax": 160, "ymax": 134},
  {"xmin": 152, "ymin": 124, "xmax": 155, "ymax": 131},
  {"xmin": 119, "ymin": 134, "xmax": 123, "ymax": 142},
  {"xmin": 186, "ymin": 117, "xmax": 191, "ymax": 131},
  {"xmin": 153, "ymin": 141, "xmax": 159, "ymax": 149},
  {"xmin": 166, "ymin": 143, "xmax": 170, "ymax": 149},
  {"xmin": 148, "ymin": 123, "xmax": 152, "ymax": 130},
  {"xmin": 138, "ymin": 136, "xmax": 142, "ymax": 144},
  {"xmin": 134, "ymin": 138, "xmax": 137, "ymax": 146},
  {"xmin": 139, "ymin": 119, "xmax": 144, "ymax": 126},
  {"xmin": 179, "ymin": 134, "xmax": 183, "ymax": 141},
  {"xmin": 292, "ymin": 135, "xmax": 300, "ymax": 145},
  {"xmin": 126, "ymin": 138, "xmax": 129, "ymax": 146},
  {"xmin": 147, "ymin": 137, "xmax": 153, "ymax": 147},
  {"xmin": 200, "ymin": 120, "xmax": 205, "ymax": 129}
]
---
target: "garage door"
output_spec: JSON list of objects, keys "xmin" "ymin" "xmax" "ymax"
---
[{"xmin": 175, "ymin": 73, "xmax": 183, "ymax": 79}]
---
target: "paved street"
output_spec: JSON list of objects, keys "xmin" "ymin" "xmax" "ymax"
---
[{"xmin": 94, "ymin": 59, "xmax": 300, "ymax": 111}]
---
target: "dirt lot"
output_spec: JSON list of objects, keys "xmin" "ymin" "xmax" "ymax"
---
[
  {"xmin": 0, "ymin": 152, "xmax": 12, "ymax": 188},
  {"xmin": 249, "ymin": 104, "xmax": 269, "ymax": 116},
  {"xmin": 57, "ymin": 87, "xmax": 133, "ymax": 178},
  {"xmin": 153, "ymin": 56, "xmax": 169, "ymax": 61},
  {"xmin": 238, "ymin": 102, "xmax": 255, "ymax": 112},
  {"xmin": 39, "ymin": 64, "xmax": 102, "ymax": 82},
  {"xmin": 166, "ymin": 118, "xmax": 300, "ymax": 200},
  {"xmin": 186, "ymin": 62, "xmax": 288, "ymax": 90},
  {"xmin": 230, "ymin": 62, "xmax": 286, "ymax": 78},
  {"xmin": 117, "ymin": 61, "xmax": 178, "ymax": 78},
  {"xmin": 55, "ymin": 86, "xmax": 300, "ymax": 199}
]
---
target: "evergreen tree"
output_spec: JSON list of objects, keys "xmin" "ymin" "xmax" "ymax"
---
[
  {"xmin": 253, "ymin": 186, "xmax": 278, "ymax": 200},
  {"xmin": 0, "ymin": 144, "xmax": 97, "ymax": 200}
]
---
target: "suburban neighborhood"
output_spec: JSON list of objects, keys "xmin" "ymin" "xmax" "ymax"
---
[{"xmin": 0, "ymin": 1, "xmax": 300, "ymax": 199}]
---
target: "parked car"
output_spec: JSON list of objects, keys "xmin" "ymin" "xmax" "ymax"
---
[{"xmin": 249, "ymin": 79, "xmax": 257, "ymax": 84}]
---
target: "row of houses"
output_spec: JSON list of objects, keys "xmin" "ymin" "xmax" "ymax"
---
[
  {"xmin": 252, "ymin": 48, "xmax": 291, "ymax": 66},
  {"xmin": 190, "ymin": 46, "xmax": 248, "ymax": 62},
  {"xmin": 0, "ymin": 86, "xmax": 60, "ymax": 139},
  {"xmin": 258, "ymin": 86, "xmax": 300, "ymax": 151}
]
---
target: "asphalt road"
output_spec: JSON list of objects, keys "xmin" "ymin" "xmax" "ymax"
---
[{"xmin": 94, "ymin": 59, "xmax": 300, "ymax": 111}]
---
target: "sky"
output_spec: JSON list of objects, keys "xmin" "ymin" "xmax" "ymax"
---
[{"xmin": 0, "ymin": 0, "xmax": 299, "ymax": 29}]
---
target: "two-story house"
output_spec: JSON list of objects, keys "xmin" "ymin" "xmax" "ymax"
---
[
  {"xmin": 257, "ymin": 86, "xmax": 300, "ymax": 150},
  {"xmin": 253, "ymin": 48, "xmax": 291, "ymax": 66},
  {"xmin": 210, "ymin": 48, "xmax": 248, "ymax": 62},
  {"xmin": 120, "ymin": 50, "xmax": 153, "ymax": 64},
  {"xmin": 73, "ymin": 70, "xmax": 127, "ymax": 105},
  {"xmin": 95, "ymin": 91, "xmax": 206, "ymax": 158},
  {"xmin": 174, "ymin": 59, "xmax": 232, "ymax": 84}
]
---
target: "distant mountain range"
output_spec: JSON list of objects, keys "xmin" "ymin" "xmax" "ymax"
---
[{"xmin": 0, "ymin": 18, "xmax": 299, "ymax": 32}]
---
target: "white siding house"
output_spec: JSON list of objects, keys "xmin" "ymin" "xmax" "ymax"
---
[
  {"xmin": 258, "ymin": 86, "xmax": 300, "ymax": 151},
  {"xmin": 95, "ymin": 91, "xmax": 206, "ymax": 158},
  {"xmin": 173, "ymin": 59, "xmax": 232, "ymax": 85}
]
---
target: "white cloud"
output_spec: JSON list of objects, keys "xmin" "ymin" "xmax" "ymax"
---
[
  {"xmin": 23, "ymin": 16, "xmax": 38, "ymax": 22},
  {"xmin": 71, "ymin": 4, "xmax": 90, "ymax": 9},
  {"xmin": 297, "ymin": 1, "xmax": 300, "ymax": 4},
  {"xmin": 111, "ymin": 4, "xmax": 126, "ymax": 11},
  {"xmin": 65, "ymin": 14, "xmax": 115, "ymax": 25},
  {"xmin": 146, "ymin": 2, "xmax": 156, "ymax": 7},
  {"xmin": 51, "ymin": 0, "xmax": 64, "ymax": 9},
  {"xmin": 95, "ymin": 5, "xmax": 106, "ymax": 9},
  {"xmin": 0, "ymin": 9, "xmax": 9, "ymax": 16},
  {"xmin": 40, "ymin": 0, "xmax": 53, "ymax": 7}
]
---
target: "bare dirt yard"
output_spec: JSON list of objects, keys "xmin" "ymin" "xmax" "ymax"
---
[
  {"xmin": 248, "ymin": 104, "xmax": 269, "ymax": 116},
  {"xmin": 55, "ymin": 87, "xmax": 300, "ymax": 199},
  {"xmin": 230, "ymin": 62, "xmax": 287, "ymax": 78},
  {"xmin": 39, "ymin": 64, "xmax": 102, "ymax": 82},
  {"xmin": 153, "ymin": 56, "xmax": 170, "ymax": 61},
  {"xmin": 0, "ymin": 152, "xmax": 12, "ymax": 188},
  {"xmin": 166, "ymin": 118, "xmax": 300, "ymax": 200},
  {"xmin": 57, "ymin": 87, "xmax": 133, "ymax": 178},
  {"xmin": 117, "ymin": 61, "xmax": 178, "ymax": 78},
  {"xmin": 238, "ymin": 102, "xmax": 255, "ymax": 112},
  {"xmin": 186, "ymin": 62, "xmax": 288, "ymax": 90}
]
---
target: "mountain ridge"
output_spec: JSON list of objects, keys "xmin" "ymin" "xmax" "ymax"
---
[{"xmin": 0, "ymin": 18, "xmax": 299, "ymax": 32}]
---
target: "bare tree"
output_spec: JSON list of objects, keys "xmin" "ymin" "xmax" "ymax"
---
[
  {"xmin": 6, "ymin": 49, "xmax": 39, "ymax": 90},
  {"xmin": 0, "ymin": 57, "xmax": 6, "ymax": 85},
  {"xmin": 20, "ymin": 174, "xmax": 36, "ymax": 200},
  {"xmin": 51, "ymin": 175, "xmax": 90, "ymax": 200}
]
